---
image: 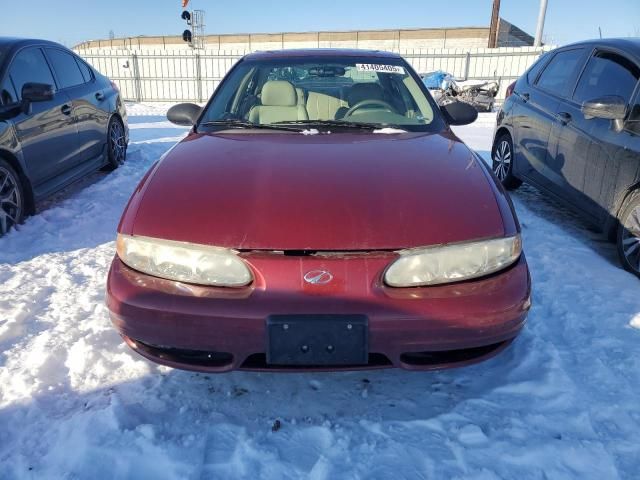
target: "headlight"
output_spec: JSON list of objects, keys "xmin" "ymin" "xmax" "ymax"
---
[
  {"xmin": 384, "ymin": 235, "xmax": 522, "ymax": 287},
  {"xmin": 116, "ymin": 234, "xmax": 253, "ymax": 287}
]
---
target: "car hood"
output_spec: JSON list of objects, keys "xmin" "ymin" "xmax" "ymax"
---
[{"xmin": 124, "ymin": 131, "xmax": 505, "ymax": 250}]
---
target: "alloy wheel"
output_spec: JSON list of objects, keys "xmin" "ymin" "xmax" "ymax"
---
[
  {"xmin": 621, "ymin": 205, "xmax": 640, "ymax": 272},
  {"xmin": 110, "ymin": 120, "xmax": 126, "ymax": 165},
  {"xmin": 493, "ymin": 139, "xmax": 512, "ymax": 181},
  {"xmin": 0, "ymin": 165, "xmax": 23, "ymax": 235}
]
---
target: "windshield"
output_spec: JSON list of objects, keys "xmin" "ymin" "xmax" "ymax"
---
[{"xmin": 199, "ymin": 55, "xmax": 443, "ymax": 132}]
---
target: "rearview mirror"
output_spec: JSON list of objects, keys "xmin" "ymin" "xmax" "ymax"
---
[
  {"xmin": 440, "ymin": 101, "xmax": 478, "ymax": 126},
  {"xmin": 582, "ymin": 95, "xmax": 627, "ymax": 121},
  {"xmin": 167, "ymin": 103, "xmax": 202, "ymax": 126},
  {"xmin": 22, "ymin": 83, "xmax": 55, "ymax": 103}
]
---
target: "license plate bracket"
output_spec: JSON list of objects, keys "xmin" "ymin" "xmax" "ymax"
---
[{"xmin": 266, "ymin": 315, "xmax": 368, "ymax": 366}]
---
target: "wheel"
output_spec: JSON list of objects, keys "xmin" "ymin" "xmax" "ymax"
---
[
  {"xmin": 0, "ymin": 159, "xmax": 25, "ymax": 236},
  {"xmin": 492, "ymin": 133, "xmax": 522, "ymax": 190},
  {"xmin": 617, "ymin": 192, "xmax": 640, "ymax": 278},
  {"xmin": 105, "ymin": 117, "xmax": 127, "ymax": 170}
]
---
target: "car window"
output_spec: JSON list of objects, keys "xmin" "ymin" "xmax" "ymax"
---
[
  {"xmin": 526, "ymin": 53, "xmax": 549, "ymax": 84},
  {"xmin": 46, "ymin": 48, "xmax": 85, "ymax": 89},
  {"xmin": 0, "ymin": 76, "xmax": 18, "ymax": 105},
  {"xmin": 536, "ymin": 48, "xmax": 585, "ymax": 97},
  {"xmin": 200, "ymin": 56, "xmax": 441, "ymax": 132},
  {"xmin": 76, "ymin": 57, "xmax": 93, "ymax": 83},
  {"xmin": 573, "ymin": 51, "xmax": 640, "ymax": 104},
  {"xmin": 7, "ymin": 47, "xmax": 56, "ymax": 101}
]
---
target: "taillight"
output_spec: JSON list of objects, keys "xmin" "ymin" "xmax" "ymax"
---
[
  {"xmin": 505, "ymin": 81, "xmax": 516, "ymax": 99},
  {"xmin": 110, "ymin": 80, "xmax": 120, "ymax": 93}
]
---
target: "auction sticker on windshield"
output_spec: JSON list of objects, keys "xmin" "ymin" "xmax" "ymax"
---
[{"xmin": 356, "ymin": 64, "xmax": 406, "ymax": 74}]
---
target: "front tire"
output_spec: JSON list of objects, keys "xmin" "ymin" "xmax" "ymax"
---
[
  {"xmin": 617, "ymin": 192, "xmax": 640, "ymax": 279},
  {"xmin": 105, "ymin": 117, "xmax": 127, "ymax": 170},
  {"xmin": 0, "ymin": 159, "xmax": 25, "ymax": 236},
  {"xmin": 492, "ymin": 133, "xmax": 522, "ymax": 190}
]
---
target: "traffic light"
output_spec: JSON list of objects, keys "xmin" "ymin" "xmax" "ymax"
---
[{"xmin": 181, "ymin": 9, "xmax": 192, "ymax": 44}]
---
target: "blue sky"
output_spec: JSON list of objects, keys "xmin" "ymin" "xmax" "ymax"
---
[{"xmin": 1, "ymin": 0, "xmax": 638, "ymax": 48}]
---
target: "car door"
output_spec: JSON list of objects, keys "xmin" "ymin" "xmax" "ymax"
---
[
  {"xmin": 4, "ymin": 46, "xmax": 80, "ymax": 188},
  {"xmin": 510, "ymin": 53, "xmax": 550, "ymax": 180},
  {"xmin": 568, "ymin": 49, "xmax": 640, "ymax": 223},
  {"xmin": 44, "ymin": 48, "xmax": 108, "ymax": 164},
  {"xmin": 517, "ymin": 47, "xmax": 588, "ymax": 191}
]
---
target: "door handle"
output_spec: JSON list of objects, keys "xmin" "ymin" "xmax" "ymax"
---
[
  {"xmin": 61, "ymin": 104, "xmax": 72, "ymax": 116},
  {"xmin": 95, "ymin": 92, "xmax": 105, "ymax": 101},
  {"xmin": 520, "ymin": 92, "xmax": 530, "ymax": 102},
  {"xmin": 557, "ymin": 111, "xmax": 572, "ymax": 125}
]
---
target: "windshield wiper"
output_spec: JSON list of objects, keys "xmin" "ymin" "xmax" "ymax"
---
[
  {"xmin": 200, "ymin": 119, "xmax": 303, "ymax": 132},
  {"xmin": 272, "ymin": 119, "xmax": 384, "ymax": 131}
]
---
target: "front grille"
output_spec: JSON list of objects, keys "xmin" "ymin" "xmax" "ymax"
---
[
  {"xmin": 134, "ymin": 340, "xmax": 234, "ymax": 368},
  {"xmin": 241, "ymin": 352, "xmax": 393, "ymax": 369},
  {"xmin": 400, "ymin": 341, "xmax": 509, "ymax": 367}
]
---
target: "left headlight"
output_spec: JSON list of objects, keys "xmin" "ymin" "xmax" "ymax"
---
[
  {"xmin": 116, "ymin": 234, "xmax": 253, "ymax": 287},
  {"xmin": 384, "ymin": 235, "xmax": 522, "ymax": 287}
]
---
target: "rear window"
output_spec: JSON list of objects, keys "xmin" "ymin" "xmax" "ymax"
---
[
  {"xmin": 573, "ymin": 51, "xmax": 640, "ymax": 104},
  {"xmin": 46, "ymin": 48, "xmax": 85, "ymax": 89},
  {"xmin": 76, "ymin": 58, "xmax": 94, "ymax": 83},
  {"xmin": 536, "ymin": 48, "xmax": 585, "ymax": 97}
]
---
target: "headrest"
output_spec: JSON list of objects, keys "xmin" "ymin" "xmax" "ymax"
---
[
  {"xmin": 261, "ymin": 81, "xmax": 297, "ymax": 107},
  {"xmin": 347, "ymin": 83, "xmax": 385, "ymax": 106}
]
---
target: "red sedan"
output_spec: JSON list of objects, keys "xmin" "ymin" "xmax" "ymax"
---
[{"xmin": 107, "ymin": 49, "xmax": 531, "ymax": 372}]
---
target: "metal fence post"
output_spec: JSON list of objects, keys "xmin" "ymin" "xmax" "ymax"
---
[
  {"xmin": 463, "ymin": 52, "xmax": 471, "ymax": 81},
  {"xmin": 196, "ymin": 53, "xmax": 203, "ymax": 103},
  {"xmin": 131, "ymin": 53, "xmax": 143, "ymax": 102}
]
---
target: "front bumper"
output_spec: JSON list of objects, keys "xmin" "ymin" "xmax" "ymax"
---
[{"xmin": 106, "ymin": 252, "xmax": 531, "ymax": 372}]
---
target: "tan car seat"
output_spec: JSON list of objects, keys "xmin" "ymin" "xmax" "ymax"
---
[
  {"xmin": 249, "ymin": 81, "xmax": 309, "ymax": 124},
  {"xmin": 306, "ymin": 91, "xmax": 349, "ymax": 120}
]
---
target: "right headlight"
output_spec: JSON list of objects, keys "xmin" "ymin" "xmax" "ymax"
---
[
  {"xmin": 116, "ymin": 234, "xmax": 253, "ymax": 287},
  {"xmin": 384, "ymin": 235, "xmax": 522, "ymax": 287}
]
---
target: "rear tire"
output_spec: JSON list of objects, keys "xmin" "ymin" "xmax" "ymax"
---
[
  {"xmin": 0, "ymin": 159, "xmax": 25, "ymax": 236},
  {"xmin": 617, "ymin": 191, "xmax": 640, "ymax": 279},
  {"xmin": 105, "ymin": 116, "xmax": 127, "ymax": 171},
  {"xmin": 492, "ymin": 133, "xmax": 522, "ymax": 190}
]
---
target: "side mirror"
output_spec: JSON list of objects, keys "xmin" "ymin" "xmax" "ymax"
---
[
  {"xmin": 582, "ymin": 95, "xmax": 627, "ymax": 120},
  {"xmin": 22, "ymin": 83, "xmax": 55, "ymax": 103},
  {"xmin": 167, "ymin": 103, "xmax": 202, "ymax": 126},
  {"xmin": 440, "ymin": 101, "xmax": 478, "ymax": 126}
]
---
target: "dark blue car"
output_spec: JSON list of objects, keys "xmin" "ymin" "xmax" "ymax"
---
[
  {"xmin": 492, "ymin": 38, "xmax": 640, "ymax": 277},
  {"xmin": 0, "ymin": 37, "xmax": 128, "ymax": 235}
]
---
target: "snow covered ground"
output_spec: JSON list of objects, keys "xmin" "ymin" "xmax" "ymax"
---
[{"xmin": 1, "ymin": 104, "xmax": 639, "ymax": 479}]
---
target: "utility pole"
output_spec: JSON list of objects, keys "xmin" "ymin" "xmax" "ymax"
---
[
  {"xmin": 534, "ymin": 0, "xmax": 549, "ymax": 47},
  {"xmin": 488, "ymin": 0, "xmax": 501, "ymax": 48}
]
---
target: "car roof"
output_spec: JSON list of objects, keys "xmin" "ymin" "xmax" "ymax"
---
[
  {"xmin": 243, "ymin": 48, "xmax": 402, "ymax": 61},
  {"xmin": 558, "ymin": 37, "xmax": 640, "ymax": 57},
  {"xmin": 0, "ymin": 37, "xmax": 66, "ymax": 50}
]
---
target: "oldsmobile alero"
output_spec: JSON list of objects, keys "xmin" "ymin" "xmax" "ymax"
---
[{"xmin": 107, "ymin": 49, "xmax": 531, "ymax": 372}]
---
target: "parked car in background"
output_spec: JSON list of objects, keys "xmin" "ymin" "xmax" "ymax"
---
[
  {"xmin": 492, "ymin": 38, "xmax": 640, "ymax": 277},
  {"xmin": 108, "ymin": 49, "xmax": 531, "ymax": 373},
  {"xmin": 0, "ymin": 37, "xmax": 128, "ymax": 236}
]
